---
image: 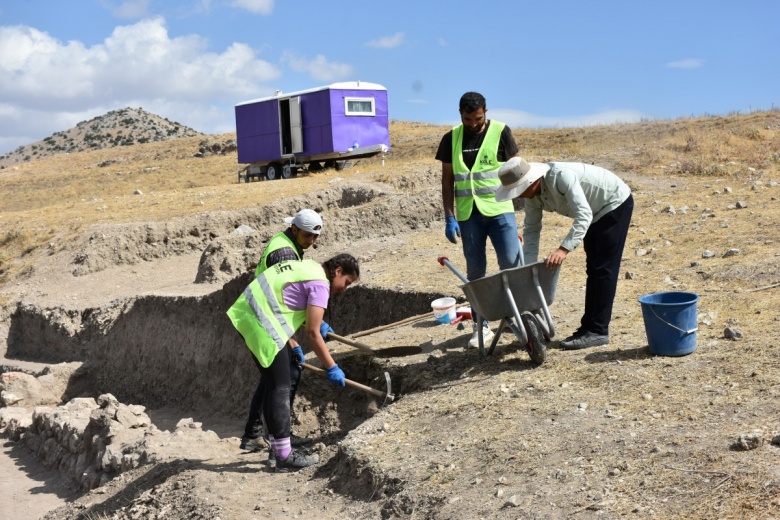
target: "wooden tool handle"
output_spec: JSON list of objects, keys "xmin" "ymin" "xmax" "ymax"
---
[
  {"xmin": 327, "ymin": 332, "xmax": 378, "ymax": 355},
  {"xmin": 350, "ymin": 312, "xmax": 431, "ymax": 338},
  {"xmin": 301, "ymin": 362, "xmax": 385, "ymax": 398}
]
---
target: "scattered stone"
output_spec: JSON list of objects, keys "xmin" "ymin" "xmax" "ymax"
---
[
  {"xmin": 624, "ymin": 271, "xmax": 635, "ymax": 280},
  {"xmin": 663, "ymin": 205, "xmax": 676, "ymax": 215},
  {"xmin": 771, "ymin": 435, "xmax": 780, "ymax": 446},
  {"xmin": 495, "ymin": 488, "xmax": 504, "ymax": 498},
  {"xmin": 578, "ymin": 403, "xmax": 588, "ymax": 411},
  {"xmin": 723, "ymin": 248, "xmax": 741, "ymax": 258},
  {"xmin": 702, "ymin": 250, "xmax": 716, "ymax": 259},
  {"xmin": 724, "ymin": 327, "xmax": 743, "ymax": 340},
  {"xmin": 724, "ymin": 187, "xmax": 733, "ymax": 193},
  {"xmin": 609, "ymin": 468, "xmax": 621, "ymax": 476},
  {"xmin": 641, "ymin": 394, "xmax": 653, "ymax": 401},
  {"xmin": 736, "ymin": 434, "xmax": 763, "ymax": 451},
  {"xmin": 133, "ymin": 189, "xmax": 143, "ymax": 195},
  {"xmin": 635, "ymin": 248, "xmax": 648, "ymax": 257},
  {"xmin": 232, "ymin": 225, "xmax": 255, "ymax": 235},
  {"xmin": 735, "ymin": 201, "xmax": 748, "ymax": 209},
  {"xmin": 504, "ymin": 495, "xmax": 522, "ymax": 507}
]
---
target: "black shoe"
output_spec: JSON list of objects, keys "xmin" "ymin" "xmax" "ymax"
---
[
  {"xmin": 561, "ymin": 329, "xmax": 587, "ymax": 343},
  {"xmin": 275, "ymin": 449, "xmax": 319, "ymax": 472},
  {"xmin": 290, "ymin": 434, "xmax": 313, "ymax": 447},
  {"xmin": 561, "ymin": 331, "xmax": 609, "ymax": 350},
  {"xmin": 239, "ymin": 435, "xmax": 266, "ymax": 453},
  {"xmin": 267, "ymin": 448, "xmax": 276, "ymax": 470}
]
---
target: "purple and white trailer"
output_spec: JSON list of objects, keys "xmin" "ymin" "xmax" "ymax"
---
[{"xmin": 235, "ymin": 81, "xmax": 390, "ymax": 181}]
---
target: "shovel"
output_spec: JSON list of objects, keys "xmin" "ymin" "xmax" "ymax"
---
[{"xmin": 328, "ymin": 332, "xmax": 422, "ymax": 357}]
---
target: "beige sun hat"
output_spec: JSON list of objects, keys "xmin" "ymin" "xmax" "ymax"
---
[{"xmin": 494, "ymin": 157, "xmax": 551, "ymax": 202}]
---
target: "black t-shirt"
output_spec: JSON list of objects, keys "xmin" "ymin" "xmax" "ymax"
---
[{"xmin": 435, "ymin": 121, "xmax": 519, "ymax": 170}]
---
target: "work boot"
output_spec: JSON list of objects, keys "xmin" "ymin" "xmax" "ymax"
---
[
  {"xmin": 275, "ymin": 449, "xmax": 319, "ymax": 472},
  {"xmin": 290, "ymin": 434, "xmax": 313, "ymax": 447},
  {"xmin": 239, "ymin": 435, "xmax": 266, "ymax": 453},
  {"xmin": 468, "ymin": 322, "xmax": 494, "ymax": 349},
  {"xmin": 561, "ymin": 331, "xmax": 609, "ymax": 350}
]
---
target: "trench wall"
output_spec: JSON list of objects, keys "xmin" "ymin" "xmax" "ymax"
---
[{"xmin": 6, "ymin": 274, "xmax": 444, "ymax": 419}]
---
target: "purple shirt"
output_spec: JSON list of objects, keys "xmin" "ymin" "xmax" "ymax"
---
[{"xmin": 282, "ymin": 280, "xmax": 330, "ymax": 311}]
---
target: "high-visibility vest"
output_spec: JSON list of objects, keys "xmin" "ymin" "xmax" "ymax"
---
[
  {"xmin": 255, "ymin": 232, "xmax": 300, "ymax": 276},
  {"xmin": 452, "ymin": 122, "xmax": 514, "ymax": 220},
  {"xmin": 228, "ymin": 259, "xmax": 327, "ymax": 367}
]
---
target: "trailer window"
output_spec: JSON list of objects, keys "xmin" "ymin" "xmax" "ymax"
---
[{"xmin": 345, "ymin": 97, "xmax": 375, "ymax": 116}]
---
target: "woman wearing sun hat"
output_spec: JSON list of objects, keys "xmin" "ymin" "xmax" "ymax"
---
[{"xmin": 495, "ymin": 158, "xmax": 634, "ymax": 350}]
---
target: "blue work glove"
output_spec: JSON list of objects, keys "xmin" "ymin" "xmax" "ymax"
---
[
  {"xmin": 320, "ymin": 321, "xmax": 334, "ymax": 341},
  {"xmin": 445, "ymin": 215, "xmax": 461, "ymax": 244},
  {"xmin": 327, "ymin": 364, "xmax": 346, "ymax": 387},
  {"xmin": 290, "ymin": 346, "xmax": 304, "ymax": 365}
]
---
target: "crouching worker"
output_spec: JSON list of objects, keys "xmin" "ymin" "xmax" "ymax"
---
[{"xmin": 227, "ymin": 254, "xmax": 360, "ymax": 471}]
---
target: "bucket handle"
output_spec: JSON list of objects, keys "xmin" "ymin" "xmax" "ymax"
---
[{"xmin": 648, "ymin": 306, "xmax": 698, "ymax": 335}]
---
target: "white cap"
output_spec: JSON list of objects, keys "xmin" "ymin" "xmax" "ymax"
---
[{"xmin": 284, "ymin": 209, "xmax": 323, "ymax": 235}]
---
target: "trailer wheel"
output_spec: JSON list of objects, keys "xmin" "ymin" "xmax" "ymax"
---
[
  {"xmin": 281, "ymin": 164, "xmax": 292, "ymax": 179},
  {"xmin": 266, "ymin": 163, "xmax": 281, "ymax": 180}
]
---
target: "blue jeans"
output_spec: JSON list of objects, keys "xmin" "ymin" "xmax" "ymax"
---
[{"xmin": 459, "ymin": 210, "xmax": 521, "ymax": 282}]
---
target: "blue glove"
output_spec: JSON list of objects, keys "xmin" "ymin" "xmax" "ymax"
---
[
  {"xmin": 320, "ymin": 321, "xmax": 334, "ymax": 341},
  {"xmin": 327, "ymin": 364, "xmax": 346, "ymax": 387},
  {"xmin": 445, "ymin": 215, "xmax": 461, "ymax": 244},
  {"xmin": 290, "ymin": 346, "xmax": 304, "ymax": 365}
]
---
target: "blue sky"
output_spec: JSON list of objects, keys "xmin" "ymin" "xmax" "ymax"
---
[{"xmin": 1, "ymin": 0, "xmax": 778, "ymax": 156}]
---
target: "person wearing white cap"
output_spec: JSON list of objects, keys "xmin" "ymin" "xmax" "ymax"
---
[
  {"xmin": 241, "ymin": 208, "xmax": 332, "ymax": 458},
  {"xmin": 496, "ymin": 158, "xmax": 634, "ymax": 350},
  {"xmin": 435, "ymin": 91, "xmax": 524, "ymax": 348}
]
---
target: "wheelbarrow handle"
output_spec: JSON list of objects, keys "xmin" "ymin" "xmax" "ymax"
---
[{"xmin": 437, "ymin": 256, "xmax": 469, "ymax": 284}]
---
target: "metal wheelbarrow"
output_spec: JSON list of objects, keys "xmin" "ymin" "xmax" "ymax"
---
[{"xmin": 437, "ymin": 256, "xmax": 561, "ymax": 365}]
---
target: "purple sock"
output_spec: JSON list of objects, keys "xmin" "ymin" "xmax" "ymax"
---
[{"xmin": 270, "ymin": 437, "xmax": 291, "ymax": 460}]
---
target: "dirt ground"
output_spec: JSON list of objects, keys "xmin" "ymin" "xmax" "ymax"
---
[{"xmin": 2, "ymin": 127, "xmax": 780, "ymax": 519}]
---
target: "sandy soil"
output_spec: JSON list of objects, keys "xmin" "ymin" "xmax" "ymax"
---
[{"xmin": 2, "ymin": 155, "xmax": 780, "ymax": 519}]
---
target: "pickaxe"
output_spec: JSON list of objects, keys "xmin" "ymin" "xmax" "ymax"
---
[{"xmin": 301, "ymin": 363, "xmax": 394, "ymax": 406}]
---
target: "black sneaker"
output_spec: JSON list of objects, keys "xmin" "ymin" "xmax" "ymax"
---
[
  {"xmin": 290, "ymin": 434, "xmax": 313, "ymax": 447},
  {"xmin": 561, "ymin": 331, "xmax": 609, "ymax": 350},
  {"xmin": 239, "ymin": 436, "xmax": 266, "ymax": 453},
  {"xmin": 275, "ymin": 449, "xmax": 319, "ymax": 472},
  {"xmin": 560, "ymin": 329, "xmax": 587, "ymax": 343},
  {"xmin": 267, "ymin": 448, "xmax": 276, "ymax": 470}
]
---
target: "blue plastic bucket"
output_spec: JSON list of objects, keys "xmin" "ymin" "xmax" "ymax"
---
[{"xmin": 638, "ymin": 291, "xmax": 700, "ymax": 356}]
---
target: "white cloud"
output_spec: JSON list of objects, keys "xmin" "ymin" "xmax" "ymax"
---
[
  {"xmin": 489, "ymin": 108, "xmax": 647, "ymax": 129},
  {"xmin": 230, "ymin": 0, "xmax": 274, "ymax": 15},
  {"xmin": 666, "ymin": 58, "xmax": 704, "ymax": 69},
  {"xmin": 366, "ymin": 32, "xmax": 405, "ymax": 49},
  {"xmin": 0, "ymin": 18, "xmax": 281, "ymax": 155},
  {"xmin": 437, "ymin": 38, "xmax": 448, "ymax": 47},
  {"xmin": 280, "ymin": 51, "xmax": 354, "ymax": 82}
]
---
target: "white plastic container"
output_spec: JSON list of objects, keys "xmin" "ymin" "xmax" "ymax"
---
[{"xmin": 431, "ymin": 297, "xmax": 457, "ymax": 324}]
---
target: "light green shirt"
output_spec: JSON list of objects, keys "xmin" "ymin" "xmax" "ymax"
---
[{"xmin": 522, "ymin": 162, "xmax": 631, "ymax": 263}]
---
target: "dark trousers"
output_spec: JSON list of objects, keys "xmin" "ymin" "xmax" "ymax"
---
[
  {"xmin": 243, "ymin": 347, "xmax": 302, "ymax": 439},
  {"xmin": 581, "ymin": 194, "xmax": 634, "ymax": 335}
]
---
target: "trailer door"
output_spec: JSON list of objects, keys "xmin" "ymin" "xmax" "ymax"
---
[{"xmin": 290, "ymin": 96, "xmax": 303, "ymax": 154}]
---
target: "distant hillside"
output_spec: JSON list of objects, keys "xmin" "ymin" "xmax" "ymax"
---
[{"xmin": 0, "ymin": 107, "xmax": 203, "ymax": 168}]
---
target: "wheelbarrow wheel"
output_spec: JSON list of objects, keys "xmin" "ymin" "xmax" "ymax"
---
[{"xmin": 521, "ymin": 313, "xmax": 548, "ymax": 365}]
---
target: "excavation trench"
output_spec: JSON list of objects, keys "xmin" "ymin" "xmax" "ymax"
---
[{"xmin": 3, "ymin": 273, "xmax": 456, "ymax": 495}]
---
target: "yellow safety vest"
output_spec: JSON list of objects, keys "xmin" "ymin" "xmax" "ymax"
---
[
  {"xmin": 452, "ymin": 122, "xmax": 514, "ymax": 220},
  {"xmin": 228, "ymin": 259, "xmax": 327, "ymax": 367},
  {"xmin": 256, "ymin": 232, "xmax": 300, "ymax": 276}
]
